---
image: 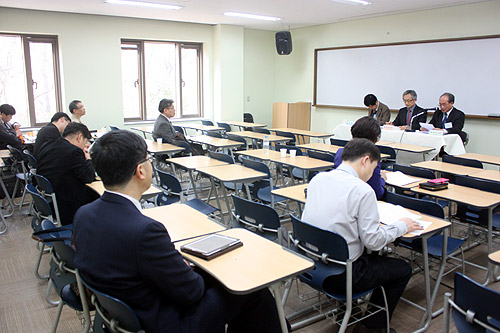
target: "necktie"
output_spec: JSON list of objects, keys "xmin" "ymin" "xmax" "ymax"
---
[
  {"xmin": 442, "ymin": 113, "xmax": 448, "ymax": 129},
  {"xmin": 406, "ymin": 109, "xmax": 412, "ymax": 126}
]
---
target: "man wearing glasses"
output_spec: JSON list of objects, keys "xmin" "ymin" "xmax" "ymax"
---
[
  {"xmin": 421, "ymin": 92, "xmax": 466, "ymax": 142},
  {"xmin": 387, "ymin": 90, "xmax": 427, "ymax": 131},
  {"xmin": 153, "ymin": 98, "xmax": 192, "ymax": 154}
]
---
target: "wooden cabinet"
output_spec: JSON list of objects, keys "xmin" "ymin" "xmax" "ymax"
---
[{"xmin": 272, "ymin": 102, "xmax": 311, "ymax": 130}]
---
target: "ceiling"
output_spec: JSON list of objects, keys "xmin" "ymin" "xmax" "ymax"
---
[{"xmin": 0, "ymin": 0, "xmax": 487, "ymax": 31}]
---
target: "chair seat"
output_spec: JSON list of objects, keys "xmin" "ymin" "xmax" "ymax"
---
[
  {"xmin": 184, "ymin": 199, "xmax": 218, "ymax": 215},
  {"xmin": 223, "ymin": 182, "xmax": 243, "ymax": 191},
  {"xmin": 397, "ymin": 234, "xmax": 464, "ymax": 257},
  {"xmin": 61, "ymin": 284, "xmax": 83, "ymax": 311},
  {"xmin": 256, "ymin": 186, "xmax": 286, "ymax": 204}
]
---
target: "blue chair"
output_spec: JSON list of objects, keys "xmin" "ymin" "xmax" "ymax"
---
[
  {"xmin": 441, "ymin": 155, "xmax": 483, "ymax": 184},
  {"xmin": 289, "ymin": 215, "xmax": 389, "ymax": 333},
  {"xmin": 240, "ymin": 158, "xmax": 286, "ymax": 207},
  {"xmin": 253, "ymin": 128, "xmax": 271, "ymax": 134},
  {"xmin": 378, "ymin": 145, "xmax": 396, "ymax": 171},
  {"xmin": 206, "ymin": 131, "xmax": 223, "ymax": 138},
  {"xmin": 201, "ymin": 120, "xmax": 214, "ymax": 126},
  {"xmin": 231, "ymin": 194, "xmax": 282, "ymax": 243},
  {"xmin": 307, "ymin": 150, "xmax": 335, "ymax": 181},
  {"xmin": 33, "ymin": 173, "xmax": 61, "ymax": 226},
  {"xmin": 217, "ymin": 122, "xmax": 232, "ymax": 133},
  {"xmin": 23, "ymin": 149, "xmax": 37, "ymax": 171},
  {"xmin": 330, "ymin": 138, "xmax": 348, "ymax": 147},
  {"xmin": 275, "ymin": 144, "xmax": 305, "ymax": 182},
  {"xmin": 109, "ymin": 126, "xmax": 120, "ymax": 131},
  {"xmin": 273, "ymin": 130, "xmax": 296, "ymax": 146},
  {"xmin": 7, "ymin": 145, "xmax": 30, "ymax": 213},
  {"xmin": 243, "ymin": 113, "xmax": 254, "ymax": 131},
  {"xmin": 443, "ymin": 273, "xmax": 500, "ymax": 333},
  {"xmin": 173, "ymin": 125, "xmax": 185, "ymax": 136},
  {"xmin": 155, "ymin": 169, "xmax": 218, "ymax": 216},
  {"xmin": 208, "ymin": 151, "xmax": 242, "ymax": 192},
  {"xmin": 227, "ymin": 134, "xmax": 248, "ymax": 151}
]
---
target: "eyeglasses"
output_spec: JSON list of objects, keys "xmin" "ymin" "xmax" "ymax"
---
[
  {"xmin": 134, "ymin": 155, "xmax": 154, "ymax": 172},
  {"xmin": 403, "ymin": 99, "xmax": 414, "ymax": 103}
]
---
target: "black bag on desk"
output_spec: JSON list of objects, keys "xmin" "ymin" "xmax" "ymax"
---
[{"xmin": 418, "ymin": 181, "xmax": 448, "ymax": 191}]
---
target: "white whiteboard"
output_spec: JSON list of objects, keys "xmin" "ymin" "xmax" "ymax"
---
[{"xmin": 314, "ymin": 36, "xmax": 500, "ymax": 116}]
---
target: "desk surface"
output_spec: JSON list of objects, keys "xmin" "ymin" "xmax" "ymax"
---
[
  {"xmin": 271, "ymin": 183, "xmax": 308, "ymax": 204},
  {"xmin": 176, "ymin": 228, "xmax": 313, "ymax": 294},
  {"xmin": 488, "ymin": 250, "xmax": 500, "ymax": 265},
  {"xmin": 235, "ymin": 149, "xmax": 283, "ymax": 161},
  {"xmin": 219, "ymin": 121, "xmax": 267, "ymax": 128},
  {"xmin": 168, "ymin": 156, "xmax": 228, "ymax": 170},
  {"xmin": 271, "ymin": 128, "xmax": 332, "ymax": 138},
  {"xmin": 145, "ymin": 139, "xmax": 185, "ymax": 154},
  {"xmin": 297, "ymin": 143, "xmax": 342, "ymax": 154},
  {"xmin": 178, "ymin": 124, "xmax": 223, "ymax": 132},
  {"xmin": 228, "ymin": 131, "xmax": 291, "ymax": 143},
  {"xmin": 400, "ymin": 207, "xmax": 451, "ymax": 239},
  {"xmin": 382, "ymin": 142, "xmax": 434, "ymax": 153},
  {"xmin": 411, "ymin": 183, "xmax": 500, "ymax": 208},
  {"xmin": 188, "ymin": 135, "xmax": 245, "ymax": 149},
  {"xmin": 456, "ymin": 153, "xmax": 500, "ymax": 166},
  {"xmin": 131, "ymin": 126, "xmax": 154, "ymax": 134},
  {"xmin": 196, "ymin": 164, "xmax": 267, "ymax": 183},
  {"xmin": 411, "ymin": 160, "xmax": 483, "ymax": 176},
  {"xmin": 0, "ymin": 150, "xmax": 10, "ymax": 159},
  {"xmin": 142, "ymin": 204, "xmax": 226, "ymax": 242},
  {"xmin": 88, "ymin": 181, "xmax": 162, "ymax": 198},
  {"xmin": 469, "ymin": 169, "xmax": 500, "ymax": 183},
  {"xmin": 269, "ymin": 155, "xmax": 335, "ymax": 171}
]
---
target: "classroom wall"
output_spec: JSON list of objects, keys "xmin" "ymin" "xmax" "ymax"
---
[{"xmin": 272, "ymin": 1, "xmax": 500, "ymax": 155}]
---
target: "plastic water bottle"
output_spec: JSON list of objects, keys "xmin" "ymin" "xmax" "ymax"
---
[{"xmin": 263, "ymin": 135, "xmax": 270, "ymax": 151}]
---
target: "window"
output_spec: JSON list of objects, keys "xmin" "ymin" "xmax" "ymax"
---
[
  {"xmin": 120, "ymin": 40, "xmax": 202, "ymax": 121},
  {"xmin": 0, "ymin": 33, "xmax": 62, "ymax": 127}
]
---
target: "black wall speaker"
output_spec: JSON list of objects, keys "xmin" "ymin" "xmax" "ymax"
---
[{"xmin": 276, "ymin": 31, "xmax": 292, "ymax": 55}]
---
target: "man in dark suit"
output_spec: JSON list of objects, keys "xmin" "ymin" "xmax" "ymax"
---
[
  {"xmin": 37, "ymin": 122, "xmax": 97, "ymax": 225},
  {"xmin": 73, "ymin": 130, "xmax": 281, "ymax": 333},
  {"xmin": 422, "ymin": 92, "xmax": 466, "ymax": 142},
  {"xmin": 0, "ymin": 104, "xmax": 24, "ymax": 150},
  {"xmin": 364, "ymin": 94, "xmax": 390, "ymax": 126},
  {"xmin": 34, "ymin": 112, "xmax": 71, "ymax": 157},
  {"xmin": 388, "ymin": 90, "xmax": 427, "ymax": 131},
  {"xmin": 153, "ymin": 98, "xmax": 192, "ymax": 154}
]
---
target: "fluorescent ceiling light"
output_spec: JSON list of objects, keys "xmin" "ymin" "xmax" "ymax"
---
[
  {"xmin": 105, "ymin": 0, "xmax": 183, "ymax": 10},
  {"xmin": 223, "ymin": 12, "xmax": 282, "ymax": 22},
  {"xmin": 330, "ymin": 0, "xmax": 371, "ymax": 5}
]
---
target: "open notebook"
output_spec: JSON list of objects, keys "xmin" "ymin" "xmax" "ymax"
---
[
  {"xmin": 377, "ymin": 202, "xmax": 432, "ymax": 236},
  {"xmin": 386, "ymin": 171, "xmax": 422, "ymax": 187}
]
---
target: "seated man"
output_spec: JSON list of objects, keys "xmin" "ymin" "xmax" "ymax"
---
[
  {"xmin": 73, "ymin": 130, "xmax": 281, "ymax": 333},
  {"xmin": 0, "ymin": 104, "xmax": 24, "ymax": 150},
  {"xmin": 69, "ymin": 99, "xmax": 86, "ymax": 123},
  {"xmin": 302, "ymin": 138, "xmax": 422, "ymax": 333},
  {"xmin": 37, "ymin": 122, "xmax": 97, "ymax": 225},
  {"xmin": 422, "ymin": 92, "xmax": 466, "ymax": 142},
  {"xmin": 387, "ymin": 90, "xmax": 427, "ymax": 131},
  {"xmin": 364, "ymin": 94, "xmax": 390, "ymax": 126},
  {"xmin": 34, "ymin": 112, "xmax": 71, "ymax": 157}
]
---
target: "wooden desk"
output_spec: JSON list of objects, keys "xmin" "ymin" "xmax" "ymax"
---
[
  {"xmin": 176, "ymin": 228, "xmax": 314, "ymax": 332},
  {"xmin": 456, "ymin": 153, "xmax": 500, "ymax": 167},
  {"xmin": 228, "ymin": 131, "xmax": 291, "ymax": 144},
  {"xmin": 177, "ymin": 124, "xmax": 223, "ymax": 133},
  {"xmin": 0, "ymin": 150, "xmax": 10, "ymax": 159},
  {"xmin": 142, "ymin": 204, "xmax": 226, "ymax": 242},
  {"xmin": 297, "ymin": 142, "xmax": 342, "ymax": 154},
  {"xmin": 269, "ymin": 155, "xmax": 335, "ymax": 183},
  {"xmin": 145, "ymin": 139, "xmax": 185, "ymax": 154},
  {"xmin": 88, "ymin": 181, "xmax": 162, "ymax": 200},
  {"xmin": 382, "ymin": 142, "xmax": 434, "ymax": 154},
  {"xmin": 270, "ymin": 127, "xmax": 332, "ymax": 144},
  {"xmin": 219, "ymin": 121, "xmax": 267, "ymax": 130},
  {"xmin": 188, "ymin": 135, "xmax": 244, "ymax": 150},
  {"xmin": 469, "ymin": 169, "xmax": 500, "ymax": 183},
  {"xmin": 489, "ymin": 250, "xmax": 500, "ymax": 265},
  {"xmin": 235, "ymin": 149, "xmax": 283, "ymax": 161},
  {"xmin": 384, "ymin": 171, "xmax": 426, "ymax": 189},
  {"xmin": 131, "ymin": 126, "xmax": 154, "ymax": 138},
  {"xmin": 271, "ymin": 184, "xmax": 307, "ymax": 205},
  {"xmin": 411, "ymin": 160, "xmax": 483, "ymax": 176}
]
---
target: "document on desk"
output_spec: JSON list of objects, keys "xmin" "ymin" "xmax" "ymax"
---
[
  {"xmin": 419, "ymin": 123, "xmax": 434, "ymax": 131},
  {"xmin": 377, "ymin": 202, "xmax": 432, "ymax": 236},
  {"xmin": 386, "ymin": 171, "xmax": 422, "ymax": 186}
]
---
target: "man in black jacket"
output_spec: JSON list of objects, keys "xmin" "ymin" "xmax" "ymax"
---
[
  {"xmin": 0, "ymin": 104, "xmax": 24, "ymax": 150},
  {"xmin": 422, "ymin": 92, "xmax": 466, "ymax": 142},
  {"xmin": 34, "ymin": 112, "xmax": 71, "ymax": 157},
  {"xmin": 37, "ymin": 122, "xmax": 97, "ymax": 225},
  {"xmin": 388, "ymin": 90, "xmax": 427, "ymax": 131}
]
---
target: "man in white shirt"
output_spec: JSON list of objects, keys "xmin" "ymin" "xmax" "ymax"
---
[
  {"xmin": 69, "ymin": 99, "xmax": 86, "ymax": 123},
  {"xmin": 302, "ymin": 138, "xmax": 422, "ymax": 333}
]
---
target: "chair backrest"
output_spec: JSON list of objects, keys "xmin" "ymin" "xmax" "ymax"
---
[
  {"xmin": 208, "ymin": 151, "xmax": 234, "ymax": 164},
  {"xmin": 450, "ymin": 273, "xmax": 500, "ymax": 333},
  {"xmin": 275, "ymin": 144, "xmax": 303, "ymax": 156},
  {"xmin": 201, "ymin": 120, "xmax": 214, "ymax": 126},
  {"xmin": 442, "ymin": 155, "xmax": 483, "ymax": 169},
  {"xmin": 173, "ymin": 125, "xmax": 185, "ymax": 135},
  {"xmin": 392, "ymin": 163, "xmax": 435, "ymax": 180},
  {"xmin": 227, "ymin": 134, "xmax": 248, "ymax": 150},
  {"xmin": 378, "ymin": 145, "xmax": 396, "ymax": 159},
  {"xmin": 232, "ymin": 194, "xmax": 280, "ymax": 240},
  {"xmin": 273, "ymin": 130, "xmax": 296, "ymax": 145},
  {"xmin": 206, "ymin": 131, "xmax": 223, "ymax": 138},
  {"xmin": 109, "ymin": 126, "xmax": 120, "ymax": 131},
  {"xmin": 23, "ymin": 149, "xmax": 37, "ymax": 170},
  {"xmin": 455, "ymin": 175, "xmax": 500, "ymax": 195},
  {"xmin": 253, "ymin": 128, "xmax": 271, "ymax": 134},
  {"xmin": 385, "ymin": 191, "xmax": 444, "ymax": 218},
  {"xmin": 307, "ymin": 150, "xmax": 335, "ymax": 163},
  {"xmin": 217, "ymin": 122, "xmax": 231, "ymax": 132},
  {"xmin": 243, "ymin": 113, "xmax": 254, "ymax": 123},
  {"xmin": 26, "ymin": 184, "xmax": 54, "ymax": 220},
  {"xmin": 241, "ymin": 158, "xmax": 271, "ymax": 178},
  {"xmin": 330, "ymin": 138, "xmax": 348, "ymax": 147},
  {"xmin": 7, "ymin": 144, "xmax": 28, "ymax": 175},
  {"xmin": 155, "ymin": 169, "xmax": 182, "ymax": 206},
  {"xmin": 33, "ymin": 173, "xmax": 55, "ymax": 195}
]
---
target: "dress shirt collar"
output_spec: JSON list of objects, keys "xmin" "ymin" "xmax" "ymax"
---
[
  {"xmin": 104, "ymin": 190, "xmax": 142, "ymax": 211},
  {"xmin": 407, "ymin": 105, "xmax": 416, "ymax": 113},
  {"xmin": 336, "ymin": 163, "xmax": 360, "ymax": 179},
  {"xmin": 160, "ymin": 113, "xmax": 171, "ymax": 122}
]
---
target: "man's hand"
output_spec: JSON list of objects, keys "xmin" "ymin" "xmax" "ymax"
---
[
  {"xmin": 399, "ymin": 125, "xmax": 408, "ymax": 131},
  {"xmin": 400, "ymin": 217, "xmax": 423, "ymax": 233},
  {"xmin": 420, "ymin": 127, "xmax": 429, "ymax": 132},
  {"xmin": 385, "ymin": 122, "xmax": 392, "ymax": 126},
  {"xmin": 381, "ymin": 170, "xmax": 387, "ymax": 181},
  {"xmin": 83, "ymin": 146, "xmax": 91, "ymax": 160}
]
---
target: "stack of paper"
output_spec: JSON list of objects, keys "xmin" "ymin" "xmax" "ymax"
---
[
  {"xmin": 377, "ymin": 202, "xmax": 432, "ymax": 236},
  {"xmin": 386, "ymin": 171, "xmax": 422, "ymax": 187}
]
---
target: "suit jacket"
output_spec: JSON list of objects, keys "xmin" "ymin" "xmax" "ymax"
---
[
  {"xmin": 0, "ymin": 121, "xmax": 23, "ymax": 150},
  {"xmin": 368, "ymin": 101, "xmax": 391, "ymax": 126},
  {"xmin": 37, "ymin": 138, "xmax": 97, "ymax": 225},
  {"xmin": 34, "ymin": 123, "xmax": 61, "ymax": 158},
  {"xmin": 73, "ymin": 193, "xmax": 205, "ymax": 332},
  {"xmin": 392, "ymin": 105, "xmax": 427, "ymax": 130},
  {"xmin": 153, "ymin": 114, "xmax": 177, "ymax": 143},
  {"xmin": 429, "ymin": 107, "xmax": 465, "ymax": 140}
]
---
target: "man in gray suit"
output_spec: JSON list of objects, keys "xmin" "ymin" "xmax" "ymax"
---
[{"xmin": 152, "ymin": 99, "xmax": 192, "ymax": 154}]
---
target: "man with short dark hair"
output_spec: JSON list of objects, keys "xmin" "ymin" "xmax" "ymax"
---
[
  {"xmin": 34, "ymin": 112, "xmax": 71, "ymax": 157},
  {"xmin": 69, "ymin": 99, "xmax": 85, "ymax": 123},
  {"xmin": 0, "ymin": 104, "xmax": 24, "ymax": 150},
  {"xmin": 302, "ymin": 138, "xmax": 422, "ymax": 332},
  {"xmin": 364, "ymin": 94, "xmax": 390, "ymax": 126},
  {"xmin": 422, "ymin": 92, "xmax": 466, "ymax": 142},
  {"xmin": 152, "ymin": 98, "xmax": 192, "ymax": 154},
  {"xmin": 73, "ymin": 130, "xmax": 282, "ymax": 333},
  {"xmin": 37, "ymin": 122, "xmax": 97, "ymax": 225},
  {"xmin": 388, "ymin": 90, "xmax": 427, "ymax": 131}
]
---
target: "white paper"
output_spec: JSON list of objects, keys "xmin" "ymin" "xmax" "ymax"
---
[
  {"xmin": 386, "ymin": 171, "xmax": 422, "ymax": 186},
  {"xmin": 419, "ymin": 122, "xmax": 434, "ymax": 131},
  {"xmin": 377, "ymin": 202, "xmax": 431, "ymax": 236}
]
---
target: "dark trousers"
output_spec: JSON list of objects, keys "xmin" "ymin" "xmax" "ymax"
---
[{"xmin": 324, "ymin": 253, "xmax": 412, "ymax": 329}]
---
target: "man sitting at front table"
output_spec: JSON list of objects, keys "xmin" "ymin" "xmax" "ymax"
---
[
  {"xmin": 34, "ymin": 112, "xmax": 71, "ymax": 157},
  {"xmin": 421, "ymin": 92, "xmax": 466, "ymax": 142},
  {"xmin": 364, "ymin": 94, "xmax": 390, "ymax": 126},
  {"xmin": 72, "ymin": 130, "xmax": 282, "ymax": 333},
  {"xmin": 302, "ymin": 138, "xmax": 422, "ymax": 333},
  {"xmin": 0, "ymin": 104, "xmax": 24, "ymax": 150},
  {"xmin": 387, "ymin": 90, "xmax": 427, "ymax": 131},
  {"xmin": 37, "ymin": 122, "xmax": 97, "ymax": 225}
]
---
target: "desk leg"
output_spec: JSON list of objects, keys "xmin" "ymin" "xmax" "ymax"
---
[
  {"xmin": 209, "ymin": 176, "xmax": 225, "ymax": 225},
  {"xmin": 0, "ymin": 175, "xmax": 15, "ymax": 217},
  {"xmin": 270, "ymin": 284, "xmax": 289, "ymax": 333},
  {"xmin": 244, "ymin": 184, "xmax": 252, "ymax": 200},
  {"xmin": 219, "ymin": 184, "xmax": 233, "ymax": 226},
  {"xmin": 188, "ymin": 170, "xmax": 199, "ymax": 199},
  {"xmin": 484, "ymin": 207, "xmax": 495, "ymax": 285}
]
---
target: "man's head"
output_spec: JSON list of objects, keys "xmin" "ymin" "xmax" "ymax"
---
[
  {"xmin": 158, "ymin": 99, "xmax": 175, "ymax": 119},
  {"xmin": 62, "ymin": 122, "xmax": 91, "ymax": 150},
  {"xmin": 69, "ymin": 100, "xmax": 86, "ymax": 117},
  {"xmin": 50, "ymin": 112, "xmax": 71, "ymax": 134},
  {"xmin": 364, "ymin": 94, "xmax": 379, "ymax": 111},
  {"xmin": 91, "ymin": 130, "xmax": 151, "ymax": 191},
  {"xmin": 351, "ymin": 116, "xmax": 381, "ymax": 143},
  {"xmin": 341, "ymin": 138, "xmax": 380, "ymax": 182},
  {"xmin": 402, "ymin": 90, "xmax": 417, "ymax": 109},
  {"xmin": 0, "ymin": 104, "xmax": 16, "ymax": 123},
  {"xmin": 439, "ymin": 93, "xmax": 455, "ymax": 114}
]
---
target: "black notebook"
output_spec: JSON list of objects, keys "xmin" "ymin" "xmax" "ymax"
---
[{"xmin": 181, "ymin": 234, "xmax": 243, "ymax": 260}]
